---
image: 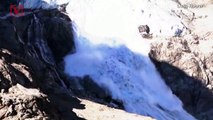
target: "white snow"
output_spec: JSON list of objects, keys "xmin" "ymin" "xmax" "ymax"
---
[{"xmin": 19, "ymin": 0, "xmax": 70, "ymax": 9}]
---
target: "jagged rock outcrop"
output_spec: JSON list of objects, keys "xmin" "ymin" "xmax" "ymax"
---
[
  {"xmin": 0, "ymin": 9, "xmax": 86, "ymax": 120},
  {"xmin": 149, "ymin": 37, "xmax": 213, "ymax": 120}
]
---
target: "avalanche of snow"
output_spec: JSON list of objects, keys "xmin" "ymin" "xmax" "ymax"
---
[
  {"xmin": 64, "ymin": 0, "xmax": 196, "ymax": 120},
  {"xmin": 24, "ymin": 0, "xmax": 197, "ymax": 119}
]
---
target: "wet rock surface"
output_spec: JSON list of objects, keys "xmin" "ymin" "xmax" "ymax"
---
[{"xmin": 149, "ymin": 37, "xmax": 213, "ymax": 120}]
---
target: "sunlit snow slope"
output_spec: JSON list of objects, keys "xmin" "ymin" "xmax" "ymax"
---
[{"xmin": 63, "ymin": 0, "xmax": 196, "ymax": 120}]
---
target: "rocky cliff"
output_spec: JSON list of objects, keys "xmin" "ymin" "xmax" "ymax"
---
[
  {"xmin": 149, "ymin": 37, "xmax": 213, "ymax": 120},
  {"xmin": 0, "ymin": 9, "xmax": 83, "ymax": 120},
  {"xmin": 148, "ymin": 2, "xmax": 213, "ymax": 119}
]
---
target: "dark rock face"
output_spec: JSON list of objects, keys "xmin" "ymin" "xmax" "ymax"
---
[
  {"xmin": 0, "ymin": 10, "xmax": 85, "ymax": 120},
  {"xmin": 149, "ymin": 38, "xmax": 213, "ymax": 120},
  {"xmin": 43, "ymin": 16, "xmax": 75, "ymax": 63},
  {"xmin": 63, "ymin": 75, "xmax": 124, "ymax": 109},
  {"xmin": 0, "ymin": 0, "xmax": 18, "ymax": 12}
]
